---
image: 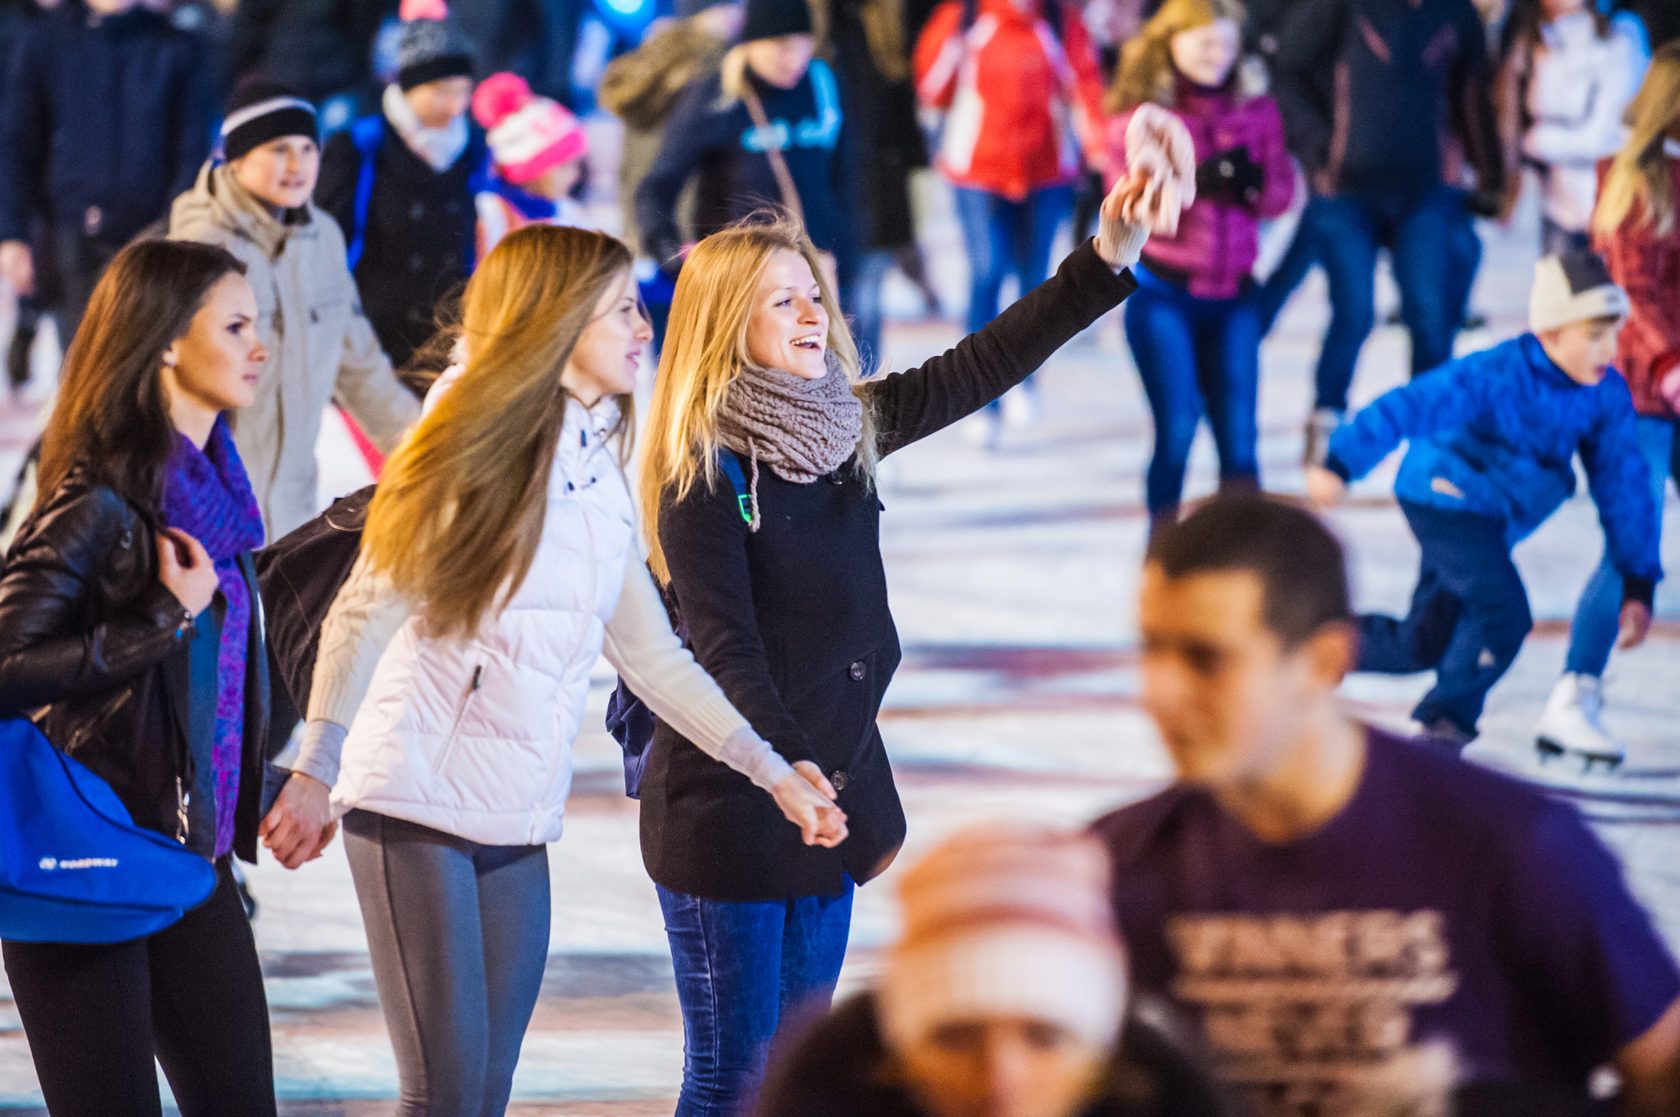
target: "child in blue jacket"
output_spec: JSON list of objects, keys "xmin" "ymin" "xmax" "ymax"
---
[{"xmin": 1307, "ymin": 252, "xmax": 1661, "ymax": 751}]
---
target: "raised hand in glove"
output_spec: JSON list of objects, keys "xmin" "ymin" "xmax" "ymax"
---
[{"xmin": 1195, "ymin": 145, "xmax": 1264, "ymax": 208}]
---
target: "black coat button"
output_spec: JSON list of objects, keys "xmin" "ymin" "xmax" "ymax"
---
[
  {"xmin": 829, "ymin": 770, "xmax": 849, "ymax": 792},
  {"xmin": 848, "ymin": 661, "xmax": 866, "ymax": 681}
]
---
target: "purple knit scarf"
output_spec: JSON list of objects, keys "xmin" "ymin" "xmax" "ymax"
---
[{"xmin": 161, "ymin": 418, "xmax": 265, "ymax": 859}]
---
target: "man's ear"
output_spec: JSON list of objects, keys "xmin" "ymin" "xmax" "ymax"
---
[{"xmin": 1304, "ymin": 620, "xmax": 1357, "ymax": 688}]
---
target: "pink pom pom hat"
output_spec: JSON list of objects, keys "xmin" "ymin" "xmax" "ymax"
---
[{"xmin": 471, "ymin": 72, "xmax": 588, "ymax": 187}]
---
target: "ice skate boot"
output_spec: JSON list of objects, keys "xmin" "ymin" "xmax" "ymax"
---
[{"xmin": 1534, "ymin": 673, "xmax": 1625, "ymax": 772}]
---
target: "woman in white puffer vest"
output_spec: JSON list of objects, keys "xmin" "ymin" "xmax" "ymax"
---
[{"xmin": 260, "ymin": 225, "xmax": 848, "ymax": 1116}]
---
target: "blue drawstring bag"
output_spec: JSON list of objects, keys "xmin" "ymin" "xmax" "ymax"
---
[
  {"xmin": 0, "ymin": 717, "xmax": 217, "ymax": 944},
  {"xmin": 606, "ymin": 451, "xmax": 753, "ymax": 798}
]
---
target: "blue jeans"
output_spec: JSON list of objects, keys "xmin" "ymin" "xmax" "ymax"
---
[
  {"xmin": 1124, "ymin": 266, "xmax": 1261, "ymax": 516},
  {"xmin": 1307, "ymin": 187, "xmax": 1476, "ymax": 411},
  {"xmin": 1565, "ymin": 416, "xmax": 1679, "ymax": 677},
  {"xmin": 953, "ymin": 183, "xmax": 1073, "ymax": 409},
  {"xmin": 1256, "ymin": 209, "xmax": 1318, "ymax": 335},
  {"xmin": 657, "ymin": 880, "xmax": 855, "ymax": 1117},
  {"xmin": 1358, "ymin": 501, "xmax": 1532, "ymax": 737}
]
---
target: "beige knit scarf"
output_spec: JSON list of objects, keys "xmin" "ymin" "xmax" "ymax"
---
[{"xmin": 717, "ymin": 356, "xmax": 863, "ymax": 531}]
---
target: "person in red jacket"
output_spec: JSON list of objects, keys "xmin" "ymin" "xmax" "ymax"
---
[
  {"xmin": 913, "ymin": 0, "xmax": 1105, "ymax": 441},
  {"xmin": 1105, "ymin": 0, "xmax": 1293, "ymax": 527},
  {"xmin": 1537, "ymin": 42, "xmax": 1680, "ymax": 765}
]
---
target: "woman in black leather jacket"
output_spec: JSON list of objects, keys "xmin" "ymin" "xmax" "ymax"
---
[{"xmin": 0, "ymin": 239, "xmax": 287, "ymax": 1117}]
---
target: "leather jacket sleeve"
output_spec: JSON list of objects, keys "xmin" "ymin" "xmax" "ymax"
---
[{"xmin": 0, "ymin": 487, "xmax": 193, "ymax": 714}]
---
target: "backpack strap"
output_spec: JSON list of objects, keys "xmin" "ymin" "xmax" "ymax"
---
[
  {"xmin": 716, "ymin": 449, "xmax": 754, "ymax": 527},
  {"xmin": 345, "ymin": 115, "xmax": 385, "ymax": 272}
]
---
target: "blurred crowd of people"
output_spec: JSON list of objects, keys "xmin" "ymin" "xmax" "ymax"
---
[{"xmin": 0, "ymin": 0, "xmax": 1678, "ymax": 1114}]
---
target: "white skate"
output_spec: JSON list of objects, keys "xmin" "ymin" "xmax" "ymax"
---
[{"xmin": 1535, "ymin": 673, "xmax": 1625, "ymax": 772}]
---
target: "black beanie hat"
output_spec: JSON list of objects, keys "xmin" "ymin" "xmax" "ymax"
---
[
  {"xmin": 222, "ymin": 78, "xmax": 318, "ymax": 162},
  {"xmin": 397, "ymin": 19, "xmax": 476, "ymax": 91},
  {"xmin": 740, "ymin": 0, "xmax": 812, "ymax": 43}
]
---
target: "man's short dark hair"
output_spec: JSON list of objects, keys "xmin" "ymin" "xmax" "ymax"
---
[{"xmin": 1145, "ymin": 496, "xmax": 1351, "ymax": 646}]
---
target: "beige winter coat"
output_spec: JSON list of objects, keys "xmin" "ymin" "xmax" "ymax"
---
[{"xmin": 169, "ymin": 162, "xmax": 420, "ymax": 537}]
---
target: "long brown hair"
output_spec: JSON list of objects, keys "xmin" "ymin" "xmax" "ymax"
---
[
  {"xmin": 360, "ymin": 225, "xmax": 634, "ymax": 640},
  {"xmin": 1107, "ymin": 0, "xmax": 1252, "ymax": 115},
  {"xmin": 639, "ymin": 215, "xmax": 874, "ymax": 585},
  {"xmin": 37, "ymin": 239, "xmax": 246, "ymax": 510},
  {"xmin": 1594, "ymin": 42, "xmax": 1680, "ymax": 239}
]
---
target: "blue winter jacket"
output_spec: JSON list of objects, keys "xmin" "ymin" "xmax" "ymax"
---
[{"xmin": 1326, "ymin": 334, "xmax": 1662, "ymax": 590}]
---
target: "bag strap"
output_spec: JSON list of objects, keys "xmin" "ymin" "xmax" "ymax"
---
[
  {"xmin": 717, "ymin": 449, "xmax": 754, "ymax": 526},
  {"xmin": 345, "ymin": 115, "xmax": 384, "ymax": 272},
  {"xmin": 740, "ymin": 85, "xmax": 805, "ymax": 226}
]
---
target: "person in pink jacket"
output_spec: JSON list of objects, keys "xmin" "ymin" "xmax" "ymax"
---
[
  {"xmin": 1104, "ymin": 0, "xmax": 1293, "ymax": 527},
  {"xmin": 913, "ymin": 0, "xmax": 1106, "ymax": 439}
]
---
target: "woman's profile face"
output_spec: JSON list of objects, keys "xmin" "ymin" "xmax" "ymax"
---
[
  {"xmin": 744, "ymin": 248, "xmax": 829, "ymax": 380},
  {"xmin": 164, "ymin": 273, "xmax": 268, "ymax": 415},
  {"xmin": 562, "ymin": 269, "xmax": 652, "ymax": 406}
]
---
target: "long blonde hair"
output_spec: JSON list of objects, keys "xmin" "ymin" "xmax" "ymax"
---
[
  {"xmin": 639, "ymin": 215, "xmax": 875, "ymax": 585},
  {"xmin": 1107, "ymin": 0, "xmax": 1252, "ymax": 115},
  {"xmin": 362, "ymin": 225, "xmax": 634, "ymax": 640},
  {"xmin": 1594, "ymin": 42, "xmax": 1680, "ymax": 240}
]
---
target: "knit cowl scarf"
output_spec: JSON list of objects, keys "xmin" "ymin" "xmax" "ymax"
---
[
  {"xmin": 716, "ymin": 355, "xmax": 863, "ymax": 532},
  {"xmin": 160, "ymin": 418, "xmax": 266, "ymax": 859}
]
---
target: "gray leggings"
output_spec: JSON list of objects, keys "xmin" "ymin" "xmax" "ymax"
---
[{"xmin": 343, "ymin": 810, "xmax": 550, "ymax": 1116}]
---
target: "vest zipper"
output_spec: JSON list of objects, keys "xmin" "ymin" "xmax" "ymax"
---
[{"xmin": 432, "ymin": 664, "xmax": 484, "ymax": 775}]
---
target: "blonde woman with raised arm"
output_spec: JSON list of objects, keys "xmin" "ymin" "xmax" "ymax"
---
[
  {"xmin": 264, "ymin": 225, "xmax": 845, "ymax": 1115},
  {"xmin": 632, "ymin": 108, "xmax": 1195, "ymax": 1117}
]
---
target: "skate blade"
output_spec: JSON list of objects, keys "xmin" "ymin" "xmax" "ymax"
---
[{"xmin": 1535, "ymin": 736, "xmax": 1623, "ymax": 772}]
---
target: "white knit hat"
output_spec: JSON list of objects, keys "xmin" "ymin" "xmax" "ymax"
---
[
  {"xmin": 877, "ymin": 825, "xmax": 1128, "ymax": 1052},
  {"xmin": 1529, "ymin": 252, "xmax": 1630, "ymax": 334}
]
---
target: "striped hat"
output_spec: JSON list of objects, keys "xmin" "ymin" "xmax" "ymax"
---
[
  {"xmin": 877, "ymin": 824, "xmax": 1128, "ymax": 1051},
  {"xmin": 471, "ymin": 72, "xmax": 587, "ymax": 187},
  {"xmin": 396, "ymin": 0, "xmax": 475, "ymax": 91},
  {"xmin": 221, "ymin": 78, "xmax": 318, "ymax": 162}
]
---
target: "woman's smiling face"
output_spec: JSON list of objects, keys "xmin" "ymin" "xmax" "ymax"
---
[{"xmin": 745, "ymin": 248, "xmax": 829, "ymax": 379}]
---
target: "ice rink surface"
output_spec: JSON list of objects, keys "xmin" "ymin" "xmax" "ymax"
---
[{"xmin": 1, "ymin": 169, "xmax": 1676, "ymax": 1113}]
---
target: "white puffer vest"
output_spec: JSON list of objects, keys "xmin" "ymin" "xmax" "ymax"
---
[{"xmin": 331, "ymin": 397, "xmax": 633, "ymax": 845}]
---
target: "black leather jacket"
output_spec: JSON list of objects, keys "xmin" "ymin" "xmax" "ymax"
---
[{"xmin": 0, "ymin": 469, "xmax": 279, "ymax": 862}]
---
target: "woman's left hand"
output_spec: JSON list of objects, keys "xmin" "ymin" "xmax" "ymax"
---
[{"xmin": 1095, "ymin": 104, "xmax": 1197, "ymax": 269}]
